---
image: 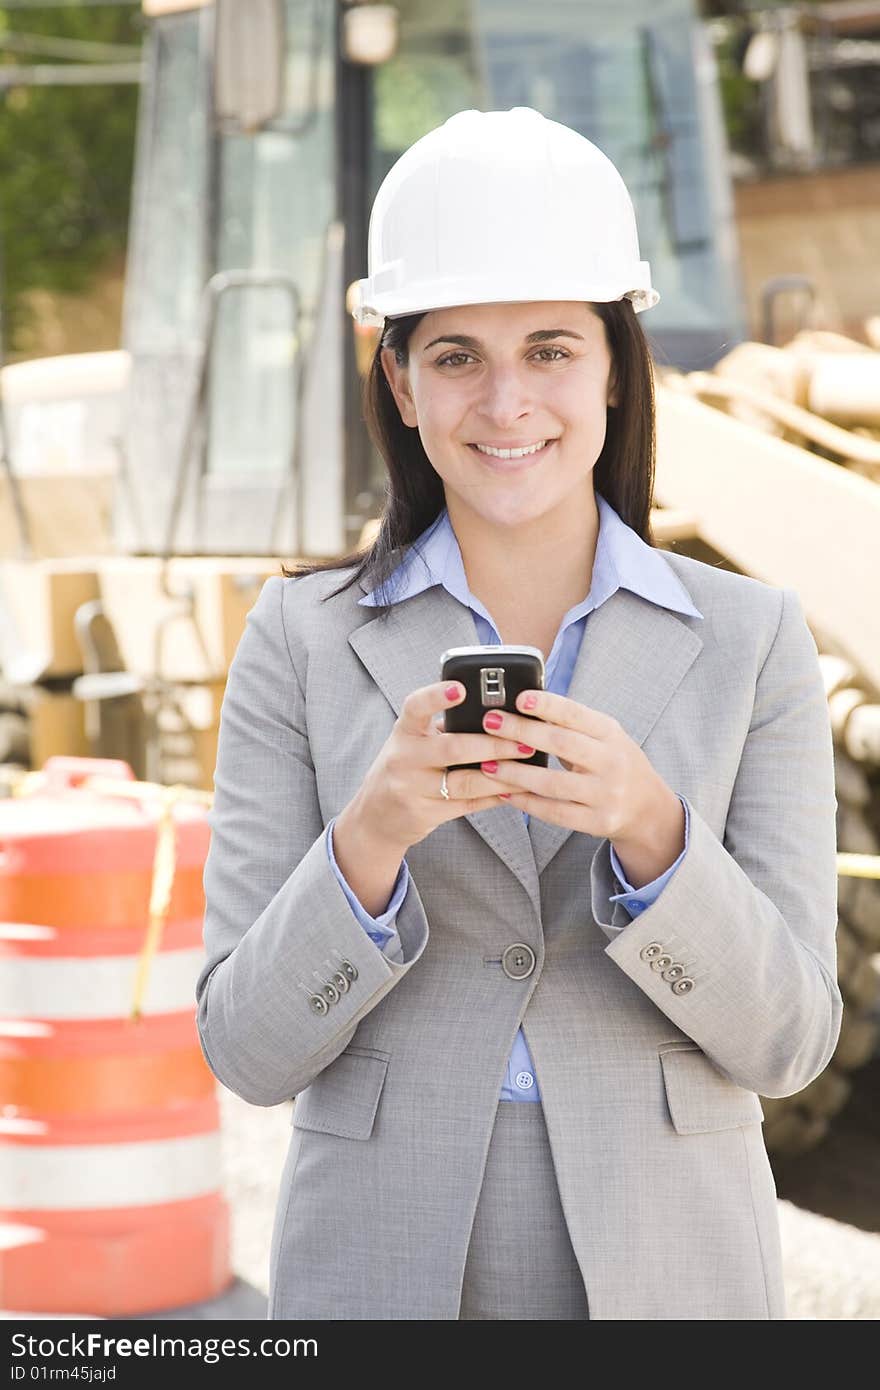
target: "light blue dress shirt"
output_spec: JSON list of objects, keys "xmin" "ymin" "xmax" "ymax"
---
[{"xmin": 324, "ymin": 490, "xmax": 703, "ymax": 1102}]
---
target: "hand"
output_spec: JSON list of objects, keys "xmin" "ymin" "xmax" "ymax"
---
[
  {"xmin": 348, "ymin": 681, "xmax": 533, "ymax": 855},
  {"xmin": 477, "ymin": 688, "xmax": 677, "ymax": 847}
]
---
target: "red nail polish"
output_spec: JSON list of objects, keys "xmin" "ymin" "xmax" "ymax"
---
[
  {"xmin": 498, "ymin": 793, "xmax": 511, "ymax": 799},
  {"xmin": 517, "ymin": 744, "xmax": 534, "ymax": 755},
  {"xmin": 445, "ymin": 684, "xmax": 461, "ymax": 701},
  {"xmin": 482, "ymin": 761, "xmax": 498, "ymax": 774},
  {"xmin": 483, "ymin": 712, "xmax": 503, "ymax": 730},
  {"xmin": 522, "ymin": 693, "xmax": 537, "ymax": 710}
]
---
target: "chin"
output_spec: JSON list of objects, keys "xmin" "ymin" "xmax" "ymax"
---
[{"xmin": 476, "ymin": 497, "xmax": 557, "ymax": 530}]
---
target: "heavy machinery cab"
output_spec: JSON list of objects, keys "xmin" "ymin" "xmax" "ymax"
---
[{"xmin": 120, "ymin": 0, "xmax": 745, "ymax": 559}]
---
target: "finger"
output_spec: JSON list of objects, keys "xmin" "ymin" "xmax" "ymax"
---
[
  {"xmin": 460, "ymin": 793, "xmax": 517, "ymax": 814},
  {"xmin": 503, "ymin": 789, "xmax": 586, "ymax": 828},
  {"xmin": 479, "ymin": 759, "xmax": 577, "ymax": 800},
  {"xmin": 436, "ymin": 733, "xmax": 537, "ymax": 769},
  {"xmin": 514, "ymin": 688, "xmax": 616, "ymax": 740},
  {"xmin": 403, "ymin": 680, "xmax": 465, "ymax": 737},
  {"xmin": 442, "ymin": 766, "xmax": 521, "ymax": 801},
  {"xmin": 478, "ymin": 707, "xmax": 599, "ymax": 768}
]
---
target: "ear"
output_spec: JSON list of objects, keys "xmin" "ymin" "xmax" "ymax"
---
[{"xmin": 380, "ymin": 347, "xmax": 419, "ymax": 428}]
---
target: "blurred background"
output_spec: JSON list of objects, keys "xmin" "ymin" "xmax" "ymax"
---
[{"xmin": 0, "ymin": 0, "xmax": 878, "ymax": 1321}]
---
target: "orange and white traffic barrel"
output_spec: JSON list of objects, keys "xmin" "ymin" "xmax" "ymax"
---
[{"xmin": 0, "ymin": 756, "xmax": 231, "ymax": 1317}]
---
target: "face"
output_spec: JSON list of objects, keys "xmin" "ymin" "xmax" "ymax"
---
[{"xmin": 380, "ymin": 300, "xmax": 618, "ymax": 537}]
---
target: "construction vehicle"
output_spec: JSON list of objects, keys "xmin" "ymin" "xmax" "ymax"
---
[{"xmin": 0, "ymin": 0, "xmax": 877, "ymax": 1159}]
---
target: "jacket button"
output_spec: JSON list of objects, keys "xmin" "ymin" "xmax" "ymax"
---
[
  {"xmin": 651, "ymin": 954, "xmax": 674, "ymax": 973},
  {"xmin": 501, "ymin": 943, "xmax": 536, "ymax": 979},
  {"xmin": 332, "ymin": 970, "xmax": 350, "ymax": 994},
  {"xmin": 340, "ymin": 959, "xmax": 358, "ymax": 982},
  {"xmin": 320, "ymin": 979, "xmax": 340, "ymax": 1005},
  {"xmin": 671, "ymin": 976, "xmax": 695, "ymax": 995},
  {"xmin": 640, "ymin": 942, "xmax": 664, "ymax": 962},
  {"xmin": 309, "ymin": 993, "xmax": 329, "ymax": 1016},
  {"xmin": 662, "ymin": 962, "xmax": 685, "ymax": 982}
]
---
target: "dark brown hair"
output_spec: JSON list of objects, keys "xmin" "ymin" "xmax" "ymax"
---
[{"xmin": 281, "ymin": 299, "xmax": 659, "ymax": 616}]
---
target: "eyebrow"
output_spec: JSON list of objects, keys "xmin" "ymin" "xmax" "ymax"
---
[{"xmin": 422, "ymin": 329, "xmax": 585, "ymax": 352}]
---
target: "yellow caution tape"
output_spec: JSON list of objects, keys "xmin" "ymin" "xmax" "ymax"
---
[
  {"xmin": 77, "ymin": 777, "xmax": 212, "ymax": 1019},
  {"xmin": 126, "ymin": 787, "xmax": 179, "ymax": 1020}
]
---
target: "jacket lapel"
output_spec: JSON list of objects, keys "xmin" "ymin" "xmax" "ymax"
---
[{"xmin": 348, "ymin": 576, "xmax": 703, "ymax": 914}]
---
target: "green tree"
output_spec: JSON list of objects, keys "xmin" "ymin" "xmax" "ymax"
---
[{"xmin": 0, "ymin": 2, "xmax": 143, "ymax": 354}]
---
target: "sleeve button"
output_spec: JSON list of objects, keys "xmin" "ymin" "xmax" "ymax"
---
[{"xmin": 640, "ymin": 942, "xmax": 664, "ymax": 962}]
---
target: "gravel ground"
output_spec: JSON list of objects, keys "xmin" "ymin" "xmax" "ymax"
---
[{"xmin": 217, "ymin": 1085, "xmax": 880, "ymax": 1320}]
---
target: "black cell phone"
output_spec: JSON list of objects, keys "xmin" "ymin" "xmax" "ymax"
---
[{"xmin": 440, "ymin": 644, "xmax": 548, "ymax": 772}]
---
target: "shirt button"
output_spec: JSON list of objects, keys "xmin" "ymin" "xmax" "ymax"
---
[
  {"xmin": 515, "ymin": 1071, "xmax": 535, "ymax": 1090},
  {"xmin": 630, "ymin": 900, "xmax": 646, "ymax": 912}
]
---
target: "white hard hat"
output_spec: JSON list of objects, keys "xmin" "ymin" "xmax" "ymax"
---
[{"xmin": 352, "ymin": 107, "xmax": 659, "ymax": 326}]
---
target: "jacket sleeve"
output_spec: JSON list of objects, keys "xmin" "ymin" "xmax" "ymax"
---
[
  {"xmin": 196, "ymin": 575, "xmax": 430, "ymax": 1106},
  {"xmin": 326, "ymin": 815, "xmax": 408, "ymax": 963},
  {"xmin": 589, "ymin": 586, "xmax": 842, "ymax": 1098},
  {"xmin": 604, "ymin": 794, "xmax": 691, "ymax": 928}
]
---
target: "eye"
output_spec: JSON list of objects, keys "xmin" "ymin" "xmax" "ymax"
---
[
  {"xmin": 435, "ymin": 351, "xmax": 476, "ymax": 368},
  {"xmin": 532, "ymin": 347, "xmax": 570, "ymax": 362}
]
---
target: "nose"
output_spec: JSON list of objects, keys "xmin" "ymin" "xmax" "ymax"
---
[{"xmin": 475, "ymin": 364, "xmax": 534, "ymax": 430}]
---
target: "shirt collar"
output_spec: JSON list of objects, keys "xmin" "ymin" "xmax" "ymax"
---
[{"xmin": 357, "ymin": 491, "xmax": 703, "ymax": 622}]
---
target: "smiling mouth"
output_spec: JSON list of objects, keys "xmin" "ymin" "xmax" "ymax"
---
[{"xmin": 469, "ymin": 439, "xmax": 556, "ymax": 461}]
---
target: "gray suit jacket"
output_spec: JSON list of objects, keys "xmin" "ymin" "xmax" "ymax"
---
[{"xmin": 196, "ymin": 548, "xmax": 842, "ymax": 1320}]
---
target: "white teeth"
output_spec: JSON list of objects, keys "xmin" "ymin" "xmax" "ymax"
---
[{"xmin": 473, "ymin": 440, "xmax": 548, "ymax": 459}]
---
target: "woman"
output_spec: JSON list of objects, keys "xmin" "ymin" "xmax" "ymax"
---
[{"xmin": 196, "ymin": 108, "xmax": 841, "ymax": 1321}]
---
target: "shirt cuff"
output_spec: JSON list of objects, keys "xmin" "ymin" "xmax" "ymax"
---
[
  {"xmin": 607, "ymin": 794, "xmax": 690, "ymax": 916},
  {"xmin": 325, "ymin": 816, "xmax": 410, "ymax": 947}
]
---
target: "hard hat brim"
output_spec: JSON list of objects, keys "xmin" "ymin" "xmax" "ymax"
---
[{"xmin": 352, "ymin": 277, "xmax": 660, "ymax": 326}]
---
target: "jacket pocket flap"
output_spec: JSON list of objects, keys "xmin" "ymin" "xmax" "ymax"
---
[
  {"xmin": 660, "ymin": 1043, "xmax": 764, "ymax": 1134},
  {"xmin": 293, "ymin": 1045, "xmax": 390, "ymax": 1140}
]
